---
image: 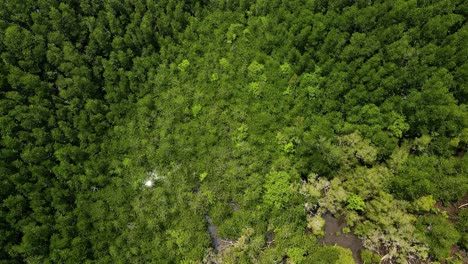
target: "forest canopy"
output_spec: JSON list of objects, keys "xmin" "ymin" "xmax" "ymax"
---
[{"xmin": 1, "ymin": 0, "xmax": 467, "ymax": 263}]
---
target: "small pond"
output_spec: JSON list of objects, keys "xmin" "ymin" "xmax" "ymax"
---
[{"xmin": 320, "ymin": 213, "xmax": 364, "ymax": 264}]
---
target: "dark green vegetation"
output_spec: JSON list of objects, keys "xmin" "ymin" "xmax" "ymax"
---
[{"xmin": 1, "ymin": 0, "xmax": 467, "ymax": 263}]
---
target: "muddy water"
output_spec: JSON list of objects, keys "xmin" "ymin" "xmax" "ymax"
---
[{"xmin": 321, "ymin": 213, "xmax": 364, "ymax": 264}]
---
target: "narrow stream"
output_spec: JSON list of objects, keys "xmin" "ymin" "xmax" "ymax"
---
[
  {"xmin": 206, "ymin": 213, "xmax": 364, "ymax": 262},
  {"xmin": 205, "ymin": 216, "xmax": 221, "ymax": 253}
]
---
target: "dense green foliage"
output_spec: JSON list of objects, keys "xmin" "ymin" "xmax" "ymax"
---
[
  {"xmin": 1, "ymin": 0, "xmax": 467, "ymax": 263},
  {"xmin": 458, "ymin": 209, "xmax": 468, "ymax": 250}
]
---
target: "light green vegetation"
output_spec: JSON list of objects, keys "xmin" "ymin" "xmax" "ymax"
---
[{"xmin": 1, "ymin": 0, "xmax": 467, "ymax": 263}]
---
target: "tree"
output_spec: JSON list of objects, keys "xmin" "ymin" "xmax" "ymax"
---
[
  {"xmin": 347, "ymin": 194, "xmax": 365, "ymax": 211},
  {"xmin": 263, "ymin": 171, "xmax": 293, "ymax": 210},
  {"xmin": 457, "ymin": 209, "xmax": 468, "ymax": 250},
  {"xmin": 416, "ymin": 215, "xmax": 461, "ymax": 261}
]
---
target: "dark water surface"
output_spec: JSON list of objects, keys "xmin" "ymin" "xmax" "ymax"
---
[
  {"xmin": 205, "ymin": 216, "xmax": 221, "ymax": 253},
  {"xmin": 321, "ymin": 213, "xmax": 364, "ymax": 263}
]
